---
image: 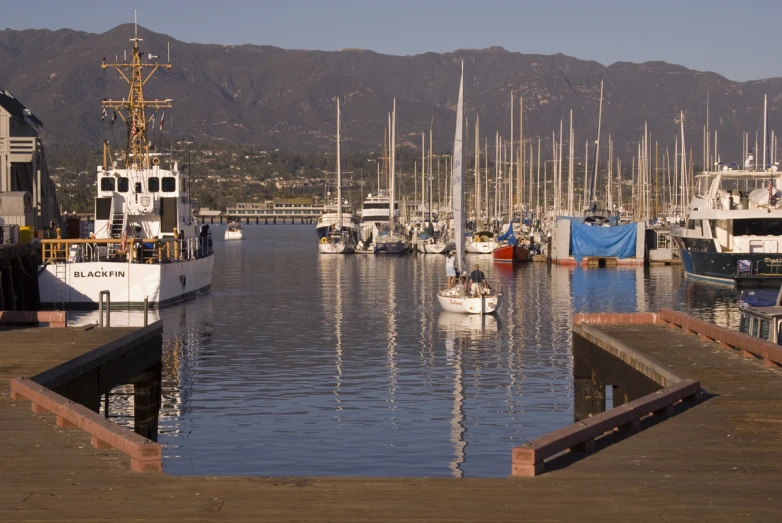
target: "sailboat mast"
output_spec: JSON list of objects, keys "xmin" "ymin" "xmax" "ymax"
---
[
  {"xmin": 537, "ymin": 137, "xmax": 541, "ymax": 215},
  {"xmin": 475, "ymin": 116, "xmax": 480, "ymax": 227},
  {"xmin": 453, "ymin": 62, "xmax": 465, "ymax": 274},
  {"xmin": 519, "ymin": 96, "xmax": 524, "ymax": 217},
  {"xmin": 568, "ymin": 110, "xmax": 574, "ymax": 216},
  {"xmin": 336, "ymin": 99, "xmax": 342, "ymax": 230},
  {"xmin": 422, "ymin": 132, "xmax": 426, "ymax": 222},
  {"xmin": 591, "ymin": 78, "xmax": 604, "ymax": 205},
  {"xmin": 763, "ymin": 94, "xmax": 768, "ymax": 170},
  {"xmin": 390, "ymin": 99, "xmax": 396, "ymax": 231},
  {"xmin": 429, "ymin": 123, "xmax": 434, "ymax": 227},
  {"xmin": 509, "ymin": 92, "xmax": 514, "ymax": 224}
]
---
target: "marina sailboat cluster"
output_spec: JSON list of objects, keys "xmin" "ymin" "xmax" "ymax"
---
[{"xmin": 3, "ymin": 16, "xmax": 782, "ymax": 315}]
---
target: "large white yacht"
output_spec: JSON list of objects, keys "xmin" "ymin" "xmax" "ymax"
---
[
  {"xmin": 358, "ymin": 190, "xmax": 395, "ymax": 243},
  {"xmin": 672, "ymin": 153, "xmax": 782, "ymax": 286},
  {"xmin": 38, "ymin": 28, "xmax": 214, "ymax": 308}
]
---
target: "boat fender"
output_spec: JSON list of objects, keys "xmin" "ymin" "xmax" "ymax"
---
[{"xmin": 320, "ymin": 237, "xmax": 328, "ymax": 244}]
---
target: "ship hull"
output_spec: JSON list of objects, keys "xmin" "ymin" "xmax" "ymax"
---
[
  {"xmin": 675, "ymin": 235, "xmax": 782, "ymax": 286},
  {"xmin": 376, "ymin": 241, "xmax": 409, "ymax": 254},
  {"xmin": 38, "ymin": 255, "xmax": 214, "ymax": 309},
  {"xmin": 465, "ymin": 240, "xmax": 497, "ymax": 254},
  {"xmin": 492, "ymin": 245, "xmax": 530, "ymax": 262},
  {"xmin": 436, "ymin": 291, "xmax": 502, "ymax": 314},
  {"xmin": 319, "ymin": 242, "xmax": 355, "ymax": 254}
]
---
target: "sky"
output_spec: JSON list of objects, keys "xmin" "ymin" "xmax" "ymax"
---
[{"xmin": 4, "ymin": 0, "xmax": 781, "ymax": 82}]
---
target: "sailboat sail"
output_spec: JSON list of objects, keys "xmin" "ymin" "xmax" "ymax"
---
[{"xmin": 453, "ymin": 62, "xmax": 465, "ymax": 275}]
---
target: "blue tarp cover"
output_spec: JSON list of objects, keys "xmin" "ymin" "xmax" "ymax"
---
[{"xmin": 570, "ymin": 221, "xmax": 637, "ymax": 262}]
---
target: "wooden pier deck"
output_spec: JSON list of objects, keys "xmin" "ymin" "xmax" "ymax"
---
[{"xmin": 2, "ymin": 316, "xmax": 782, "ymax": 521}]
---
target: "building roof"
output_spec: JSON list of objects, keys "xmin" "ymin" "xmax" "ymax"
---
[
  {"xmin": 273, "ymin": 198, "xmax": 314, "ymax": 205},
  {"xmin": 0, "ymin": 89, "xmax": 43, "ymax": 127}
]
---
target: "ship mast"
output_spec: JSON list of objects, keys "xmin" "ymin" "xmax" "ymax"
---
[{"xmin": 101, "ymin": 23, "xmax": 172, "ymax": 170}]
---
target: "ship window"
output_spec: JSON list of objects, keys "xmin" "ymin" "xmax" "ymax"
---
[
  {"xmin": 117, "ymin": 177, "xmax": 129, "ymax": 193},
  {"xmin": 162, "ymin": 177, "xmax": 176, "ymax": 192},
  {"xmin": 751, "ymin": 318, "xmax": 760, "ymax": 338},
  {"xmin": 687, "ymin": 220, "xmax": 696, "ymax": 230},
  {"xmin": 100, "ymin": 177, "xmax": 115, "ymax": 191},
  {"xmin": 760, "ymin": 319, "xmax": 771, "ymax": 341},
  {"xmin": 778, "ymin": 322, "xmax": 782, "ymax": 345},
  {"xmin": 733, "ymin": 219, "xmax": 782, "ymax": 236},
  {"xmin": 148, "ymin": 177, "xmax": 159, "ymax": 192},
  {"xmin": 135, "ymin": 182, "xmax": 142, "ymax": 193},
  {"xmin": 739, "ymin": 315, "xmax": 749, "ymax": 335}
]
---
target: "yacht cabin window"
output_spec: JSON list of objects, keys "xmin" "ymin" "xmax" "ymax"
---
[
  {"xmin": 117, "ymin": 177, "xmax": 129, "ymax": 193},
  {"xmin": 760, "ymin": 319, "xmax": 771, "ymax": 341},
  {"xmin": 148, "ymin": 177, "xmax": 159, "ymax": 192},
  {"xmin": 101, "ymin": 177, "xmax": 115, "ymax": 191},
  {"xmin": 162, "ymin": 177, "xmax": 176, "ymax": 192}
]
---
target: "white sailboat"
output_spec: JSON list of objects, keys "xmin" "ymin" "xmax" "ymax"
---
[
  {"xmin": 437, "ymin": 63, "xmax": 502, "ymax": 315},
  {"xmin": 319, "ymin": 98, "xmax": 356, "ymax": 254},
  {"xmin": 376, "ymin": 99, "xmax": 411, "ymax": 254}
]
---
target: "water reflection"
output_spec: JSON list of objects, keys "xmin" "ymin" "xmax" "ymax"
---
[
  {"xmin": 83, "ymin": 226, "xmax": 745, "ymax": 477},
  {"xmin": 573, "ymin": 333, "xmax": 661, "ymax": 419},
  {"xmin": 438, "ymin": 313, "xmax": 499, "ymax": 477}
]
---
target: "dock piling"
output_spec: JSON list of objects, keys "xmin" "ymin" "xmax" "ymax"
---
[
  {"xmin": 143, "ymin": 296, "xmax": 149, "ymax": 326},
  {"xmin": 98, "ymin": 290, "xmax": 111, "ymax": 328}
]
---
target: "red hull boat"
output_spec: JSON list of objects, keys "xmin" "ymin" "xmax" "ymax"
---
[{"xmin": 492, "ymin": 244, "xmax": 530, "ymax": 262}]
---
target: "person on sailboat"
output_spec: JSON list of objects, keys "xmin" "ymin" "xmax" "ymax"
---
[
  {"xmin": 445, "ymin": 251, "xmax": 456, "ymax": 288},
  {"xmin": 468, "ymin": 263, "xmax": 487, "ymax": 296}
]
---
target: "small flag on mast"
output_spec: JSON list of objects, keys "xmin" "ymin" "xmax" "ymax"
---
[
  {"xmin": 159, "ymin": 112, "xmax": 165, "ymax": 131},
  {"xmin": 102, "ymin": 107, "xmax": 107, "ymax": 120},
  {"xmin": 131, "ymin": 119, "xmax": 137, "ymax": 136},
  {"xmin": 110, "ymin": 109, "xmax": 117, "ymax": 126}
]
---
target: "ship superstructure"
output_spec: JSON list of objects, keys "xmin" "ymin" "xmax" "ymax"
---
[{"xmin": 38, "ymin": 24, "xmax": 214, "ymax": 308}]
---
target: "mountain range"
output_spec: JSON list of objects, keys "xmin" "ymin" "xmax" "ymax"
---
[{"xmin": 2, "ymin": 23, "xmax": 781, "ymax": 163}]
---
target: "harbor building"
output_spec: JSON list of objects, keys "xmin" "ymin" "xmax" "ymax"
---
[
  {"xmin": 0, "ymin": 89, "xmax": 60, "ymax": 231},
  {"xmin": 225, "ymin": 198, "xmax": 323, "ymax": 221}
]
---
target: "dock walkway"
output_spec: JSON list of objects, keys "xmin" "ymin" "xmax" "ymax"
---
[{"xmin": 2, "ymin": 318, "xmax": 781, "ymax": 521}]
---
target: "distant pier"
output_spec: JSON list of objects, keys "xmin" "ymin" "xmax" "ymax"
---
[{"xmin": 2, "ymin": 310, "xmax": 781, "ymax": 520}]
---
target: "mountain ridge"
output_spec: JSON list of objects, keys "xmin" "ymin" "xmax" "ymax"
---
[{"xmin": 2, "ymin": 24, "xmax": 781, "ymax": 163}]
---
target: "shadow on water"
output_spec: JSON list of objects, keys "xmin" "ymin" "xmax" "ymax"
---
[{"xmin": 542, "ymin": 335, "xmax": 714, "ymax": 473}]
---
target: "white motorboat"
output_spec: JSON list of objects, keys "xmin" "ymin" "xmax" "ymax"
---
[
  {"xmin": 37, "ymin": 27, "xmax": 214, "ymax": 308},
  {"xmin": 317, "ymin": 99, "xmax": 356, "ymax": 254},
  {"xmin": 436, "ymin": 63, "xmax": 502, "ymax": 315},
  {"xmin": 224, "ymin": 222, "xmax": 243, "ymax": 240}
]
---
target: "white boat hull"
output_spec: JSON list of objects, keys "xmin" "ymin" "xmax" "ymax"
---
[
  {"xmin": 319, "ymin": 242, "xmax": 355, "ymax": 254},
  {"xmin": 224, "ymin": 230, "xmax": 243, "ymax": 241},
  {"xmin": 423, "ymin": 241, "xmax": 450, "ymax": 254},
  {"xmin": 465, "ymin": 240, "xmax": 497, "ymax": 254},
  {"xmin": 436, "ymin": 289, "xmax": 502, "ymax": 314},
  {"xmin": 38, "ymin": 255, "xmax": 214, "ymax": 308}
]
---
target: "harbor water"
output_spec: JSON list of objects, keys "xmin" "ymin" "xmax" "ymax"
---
[{"xmin": 72, "ymin": 225, "xmax": 739, "ymax": 477}]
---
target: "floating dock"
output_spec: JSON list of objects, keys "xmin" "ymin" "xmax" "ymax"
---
[{"xmin": 2, "ymin": 310, "xmax": 781, "ymax": 521}]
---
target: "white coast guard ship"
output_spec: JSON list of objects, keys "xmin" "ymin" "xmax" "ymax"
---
[{"xmin": 38, "ymin": 28, "xmax": 214, "ymax": 308}]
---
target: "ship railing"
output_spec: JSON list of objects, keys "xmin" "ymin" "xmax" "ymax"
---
[{"xmin": 41, "ymin": 237, "xmax": 211, "ymax": 264}]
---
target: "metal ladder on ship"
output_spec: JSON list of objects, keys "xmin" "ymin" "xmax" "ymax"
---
[
  {"xmin": 53, "ymin": 262, "xmax": 66, "ymax": 310},
  {"xmin": 109, "ymin": 212, "xmax": 127, "ymax": 257}
]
